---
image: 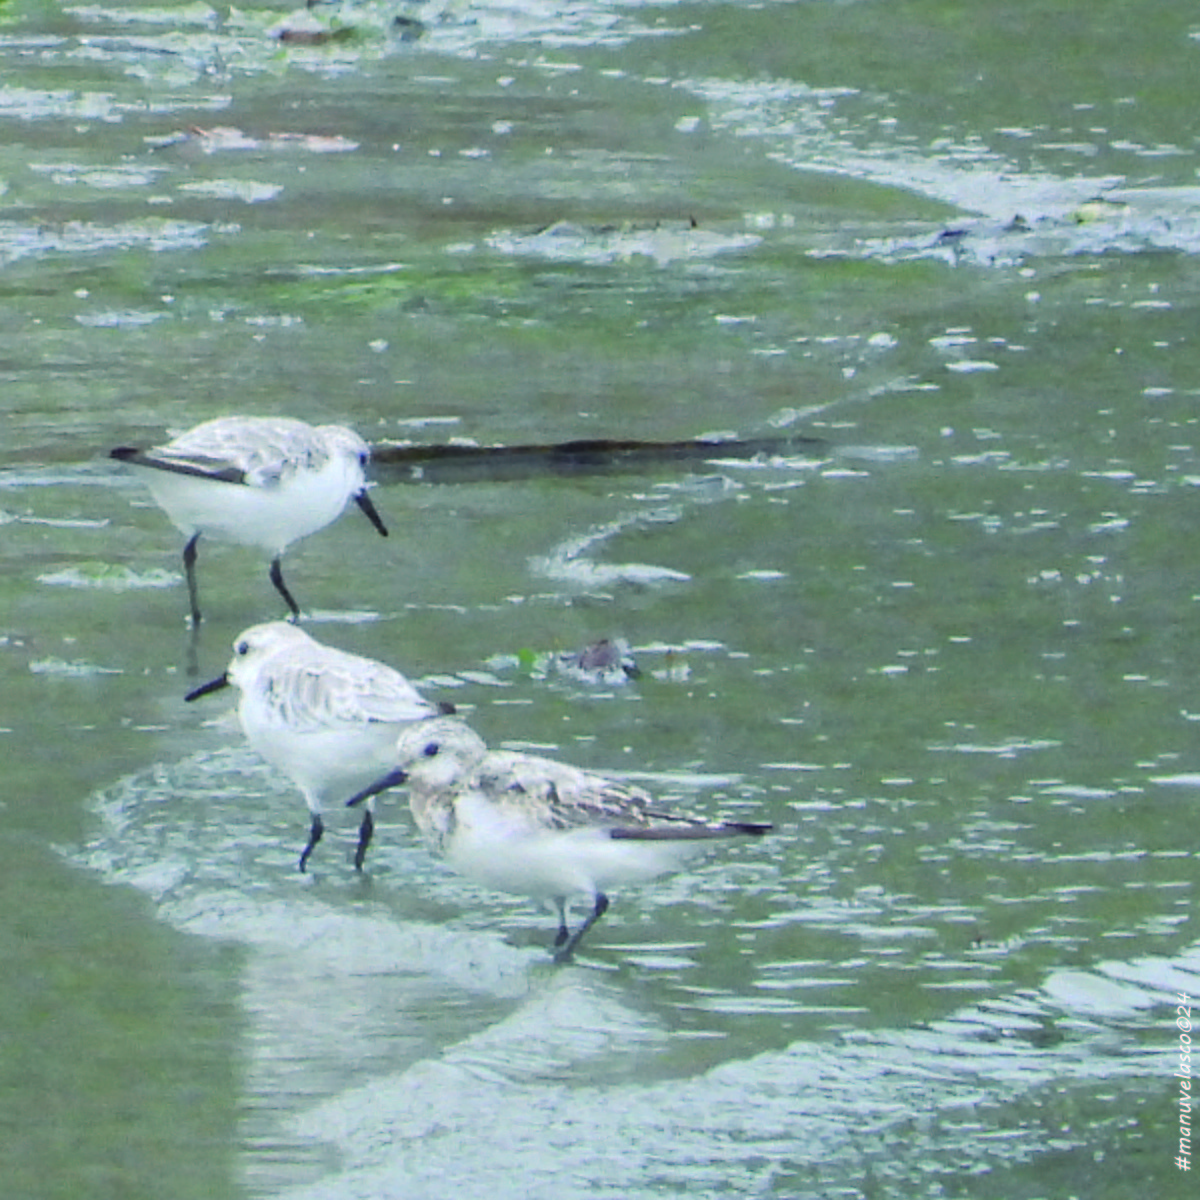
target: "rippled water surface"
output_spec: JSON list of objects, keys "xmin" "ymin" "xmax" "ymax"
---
[{"xmin": 4, "ymin": 1, "xmax": 1200, "ymax": 1196}]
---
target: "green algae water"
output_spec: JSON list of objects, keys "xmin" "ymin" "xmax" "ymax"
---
[{"xmin": 2, "ymin": 1, "xmax": 1199, "ymax": 1195}]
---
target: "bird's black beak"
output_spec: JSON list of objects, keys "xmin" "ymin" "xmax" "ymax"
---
[
  {"xmin": 185, "ymin": 673, "xmax": 230, "ymax": 702},
  {"xmin": 354, "ymin": 489, "xmax": 388, "ymax": 537},
  {"xmin": 346, "ymin": 766, "xmax": 408, "ymax": 808}
]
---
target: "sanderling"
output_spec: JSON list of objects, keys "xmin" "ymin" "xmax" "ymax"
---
[
  {"xmin": 111, "ymin": 416, "xmax": 388, "ymax": 624},
  {"xmin": 186, "ymin": 621, "xmax": 449, "ymax": 872},
  {"xmin": 345, "ymin": 715, "xmax": 771, "ymax": 962},
  {"xmin": 557, "ymin": 637, "xmax": 640, "ymax": 684}
]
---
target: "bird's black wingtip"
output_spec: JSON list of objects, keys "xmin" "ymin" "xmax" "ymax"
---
[{"xmin": 736, "ymin": 822, "xmax": 774, "ymax": 837}]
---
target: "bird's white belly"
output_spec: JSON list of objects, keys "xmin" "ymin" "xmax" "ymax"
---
[
  {"xmin": 141, "ymin": 459, "xmax": 352, "ymax": 553},
  {"xmin": 443, "ymin": 815, "xmax": 706, "ymax": 901},
  {"xmin": 246, "ymin": 717, "xmax": 402, "ymax": 810}
]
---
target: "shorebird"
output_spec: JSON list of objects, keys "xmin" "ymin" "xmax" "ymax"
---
[
  {"xmin": 111, "ymin": 415, "xmax": 388, "ymax": 624},
  {"xmin": 186, "ymin": 621, "xmax": 448, "ymax": 871},
  {"xmin": 345, "ymin": 715, "xmax": 772, "ymax": 961},
  {"xmin": 556, "ymin": 638, "xmax": 641, "ymax": 684}
]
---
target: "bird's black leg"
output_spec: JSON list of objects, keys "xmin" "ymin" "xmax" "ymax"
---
[
  {"xmin": 183, "ymin": 533, "xmax": 202, "ymax": 626},
  {"xmin": 553, "ymin": 893, "xmax": 609, "ymax": 964},
  {"xmin": 299, "ymin": 814, "xmax": 324, "ymax": 872},
  {"xmin": 269, "ymin": 556, "xmax": 302, "ymax": 623},
  {"xmin": 354, "ymin": 809, "xmax": 374, "ymax": 872},
  {"xmin": 553, "ymin": 898, "xmax": 570, "ymax": 948}
]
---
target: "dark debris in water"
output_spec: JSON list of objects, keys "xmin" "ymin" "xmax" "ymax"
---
[
  {"xmin": 274, "ymin": 25, "xmax": 358, "ymax": 46},
  {"xmin": 368, "ymin": 432, "xmax": 828, "ymax": 485},
  {"xmin": 272, "ymin": 1, "xmax": 427, "ymax": 46}
]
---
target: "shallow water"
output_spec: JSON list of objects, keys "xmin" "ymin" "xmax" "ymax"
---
[{"xmin": 3, "ymin": 1, "xmax": 1199, "ymax": 1196}]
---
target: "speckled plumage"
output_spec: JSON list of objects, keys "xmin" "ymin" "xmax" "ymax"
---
[{"xmin": 347, "ymin": 716, "xmax": 772, "ymax": 961}]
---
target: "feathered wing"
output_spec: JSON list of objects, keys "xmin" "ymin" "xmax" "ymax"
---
[
  {"xmin": 264, "ymin": 652, "xmax": 435, "ymax": 733},
  {"xmin": 610, "ymin": 820, "xmax": 772, "ymax": 841},
  {"xmin": 110, "ymin": 444, "xmax": 248, "ymax": 484},
  {"xmin": 472, "ymin": 753, "xmax": 725, "ymax": 835},
  {"xmin": 333, "ymin": 657, "xmax": 438, "ymax": 724},
  {"xmin": 113, "ymin": 418, "xmax": 332, "ymax": 488}
]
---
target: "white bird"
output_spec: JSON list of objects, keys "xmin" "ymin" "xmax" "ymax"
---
[
  {"xmin": 185, "ymin": 621, "xmax": 450, "ymax": 872},
  {"xmin": 345, "ymin": 716, "xmax": 772, "ymax": 962},
  {"xmin": 111, "ymin": 415, "xmax": 388, "ymax": 624}
]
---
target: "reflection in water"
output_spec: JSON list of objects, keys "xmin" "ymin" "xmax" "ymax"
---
[
  {"xmin": 277, "ymin": 960, "xmax": 1190, "ymax": 1200},
  {"xmin": 9, "ymin": 0, "xmax": 1200, "ymax": 1195},
  {"xmin": 67, "ymin": 704, "xmax": 1197, "ymax": 1195},
  {"xmin": 0, "ymin": 219, "xmax": 209, "ymax": 267}
]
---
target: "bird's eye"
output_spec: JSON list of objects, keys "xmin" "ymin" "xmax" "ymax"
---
[
  {"xmin": 235, "ymin": 641, "xmax": 250, "ymax": 656},
  {"xmin": 358, "ymin": 451, "xmax": 369, "ymax": 467},
  {"xmin": 422, "ymin": 742, "xmax": 440, "ymax": 758}
]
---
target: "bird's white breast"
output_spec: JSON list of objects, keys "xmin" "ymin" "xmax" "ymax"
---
[
  {"xmin": 140, "ymin": 448, "xmax": 362, "ymax": 554},
  {"xmin": 437, "ymin": 792, "xmax": 708, "ymax": 900}
]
